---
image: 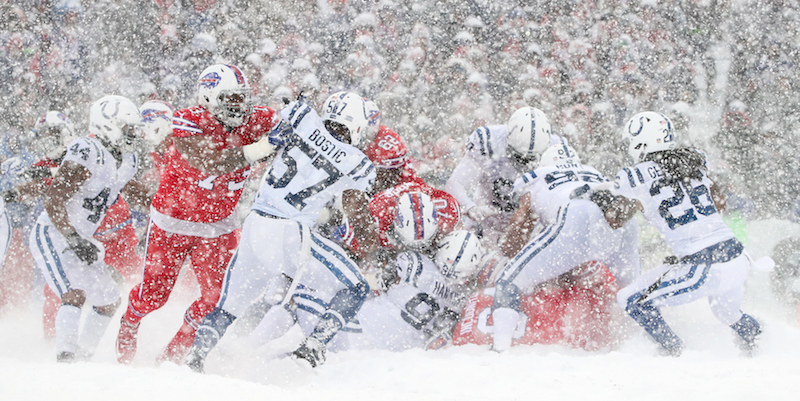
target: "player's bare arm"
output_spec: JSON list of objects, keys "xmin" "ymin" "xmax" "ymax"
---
[
  {"xmin": 604, "ymin": 195, "xmax": 643, "ymax": 229},
  {"xmin": 173, "ymin": 135, "xmax": 250, "ymax": 176},
  {"xmin": 500, "ymin": 192, "xmax": 535, "ymax": 258},
  {"xmin": 120, "ymin": 179, "xmax": 153, "ymax": 211},
  {"xmin": 44, "ymin": 160, "xmax": 91, "ymax": 237},
  {"xmin": 710, "ymin": 182, "xmax": 726, "ymax": 212},
  {"xmin": 342, "ymin": 189, "xmax": 380, "ymax": 254}
]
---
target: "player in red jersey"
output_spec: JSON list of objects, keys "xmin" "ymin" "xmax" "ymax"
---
[
  {"xmin": 116, "ymin": 64, "xmax": 279, "ymax": 365},
  {"xmin": 338, "ymin": 101, "xmax": 461, "ymax": 257},
  {"xmin": 451, "ymin": 260, "xmax": 620, "ymax": 351}
]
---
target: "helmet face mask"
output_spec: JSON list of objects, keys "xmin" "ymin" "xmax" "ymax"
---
[
  {"xmin": 322, "ymin": 91, "xmax": 369, "ymax": 148},
  {"xmin": 197, "ymin": 64, "xmax": 252, "ymax": 128},
  {"xmin": 623, "ymin": 111, "xmax": 676, "ymax": 163}
]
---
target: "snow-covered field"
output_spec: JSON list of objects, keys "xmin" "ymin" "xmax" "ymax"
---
[{"xmin": 1, "ymin": 219, "xmax": 800, "ymax": 401}]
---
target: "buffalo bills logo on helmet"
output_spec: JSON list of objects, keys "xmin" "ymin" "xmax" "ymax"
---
[
  {"xmin": 141, "ymin": 108, "xmax": 170, "ymax": 123},
  {"xmin": 199, "ymin": 72, "xmax": 222, "ymax": 89}
]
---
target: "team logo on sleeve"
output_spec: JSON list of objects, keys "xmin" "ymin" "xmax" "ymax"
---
[{"xmin": 198, "ymin": 72, "xmax": 221, "ymax": 89}]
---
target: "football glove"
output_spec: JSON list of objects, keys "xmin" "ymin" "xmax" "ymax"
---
[{"xmin": 65, "ymin": 232, "xmax": 100, "ymax": 265}]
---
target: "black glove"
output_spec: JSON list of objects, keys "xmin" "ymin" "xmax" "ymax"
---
[
  {"xmin": 2, "ymin": 189, "xmax": 19, "ymax": 204},
  {"xmin": 589, "ymin": 189, "xmax": 616, "ymax": 214},
  {"xmin": 65, "ymin": 232, "xmax": 100, "ymax": 265}
]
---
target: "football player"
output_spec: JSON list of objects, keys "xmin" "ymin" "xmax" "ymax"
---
[
  {"xmin": 609, "ymin": 112, "xmax": 762, "ymax": 356},
  {"xmin": 490, "ymin": 141, "xmax": 641, "ymax": 352},
  {"xmin": 334, "ymin": 229, "xmax": 483, "ymax": 351},
  {"xmin": 116, "ymin": 64, "xmax": 279, "ymax": 365},
  {"xmin": 2, "ymin": 111, "xmax": 145, "ymax": 337},
  {"xmin": 183, "ymin": 92, "xmax": 379, "ymax": 371},
  {"xmin": 444, "ymin": 107, "xmax": 564, "ymax": 250},
  {"xmin": 29, "ymin": 96, "xmax": 148, "ymax": 362}
]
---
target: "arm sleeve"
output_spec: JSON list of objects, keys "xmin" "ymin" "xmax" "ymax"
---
[{"xmin": 444, "ymin": 155, "xmax": 482, "ymax": 212}]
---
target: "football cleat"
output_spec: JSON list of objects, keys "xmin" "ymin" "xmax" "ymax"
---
[
  {"xmin": 115, "ymin": 317, "xmax": 140, "ymax": 364},
  {"xmin": 291, "ymin": 337, "xmax": 326, "ymax": 368},
  {"xmin": 57, "ymin": 351, "xmax": 76, "ymax": 363},
  {"xmin": 184, "ymin": 349, "xmax": 205, "ymax": 374}
]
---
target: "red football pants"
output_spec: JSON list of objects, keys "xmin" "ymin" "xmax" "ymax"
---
[{"xmin": 125, "ymin": 222, "xmax": 239, "ymax": 326}]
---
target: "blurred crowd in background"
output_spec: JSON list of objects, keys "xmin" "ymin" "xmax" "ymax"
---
[{"xmin": 1, "ymin": 0, "xmax": 799, "ymax": 218}]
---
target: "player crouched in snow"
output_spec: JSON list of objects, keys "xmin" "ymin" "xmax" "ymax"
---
[
  {"xmin": 248, "ymin": 195, "xmax": 482, "ymax": 352},
  {"xmin": 345, "ymin": 227, "xmax": 485, "ymax": 351},
  {"xmin": 444, "ymin": 107, "xmax": 563, "ymax": 251},
  {"xmin": 490, "ymin": 141, "xmax": 641, "ymax": 352},
  {"xmin": 184, "ymin": 92, "xmax": 379, "ymax": 371},
  {"xmin": 29, "ymin": 96, "xmax": 148, "ymax": 362},
  {"xmin": 610, "ymin": 112, "xmax": 762, "ymax": 356}
]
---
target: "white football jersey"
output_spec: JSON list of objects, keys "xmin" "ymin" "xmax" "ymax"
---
[
  {"xmin": 252, "ymin": 102, "xmax": 376, "ymax": 226},
  {"xmin": 355, "ymin": 252, "xmax": 468, "ymax": 350},
  {"xmin": 43, "ymin": 137, "xmax": 139, "ymax": 238},
  {"xmin": 615, "ymin": 161, "xmax": 734, "ymax": 256},
  {"xmin": 514, "ymin": 162, "xmax": 608, "ymax": 227}
]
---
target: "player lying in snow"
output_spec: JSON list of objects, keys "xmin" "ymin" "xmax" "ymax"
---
[{"xmin": 451, "ymin": 259, "xmax": 619, "ymax": 351}]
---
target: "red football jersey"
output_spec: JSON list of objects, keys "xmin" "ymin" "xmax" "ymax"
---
[
  {"xmin": 452, "ymin": 261, "xmax": 619, "ymax": 351},
  {"xmin": 342, "ymin": 180, "xmax": 461, "ymax": 255},
  {"xmin": 151, "ymin": 105, "xmax": 277, "ymax": 223}
]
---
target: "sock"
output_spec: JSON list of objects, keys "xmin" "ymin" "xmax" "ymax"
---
[
  {"xmin": 77, "ymin": 307, "xmax": 113, "ymax": 359},
  {"xmin": 492, "ymin": 307, "xmax": 519, "ymax": 352},
  {"xmin": 190, "ymin": 308, "xmax": 237, "ymax": 360},
  {"xmin": 625, "ymin": 301, "xmax": 683, "ymax": 354},
  {"xmin": 55, "ymin": 305, "xmax": 82, "ymax": 355}
]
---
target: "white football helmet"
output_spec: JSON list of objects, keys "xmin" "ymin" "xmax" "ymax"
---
[
  {"xmin": 623, "ymin": 111, "xmax": 676, "ymax": 162},
  {"xmin": 140, "ymin": 100, "xmax": 174, "ymax": 146},
  {"xmin": 435, "ymin": 230, "xmax": 484, "ymax": 285},
  {"xmin": 89, "ymin": 95, "xmax": 143, "ymax": 151},
  {"xmin": 392, "ymin": 191, "xmax": 438, "ymax": 249},
  {"xmin": 322, "ymin": 91, "xmax": 370, "ymax": 148},
  {"xmin": 32, "ymin": 111, "xmax": 76, "ymax": 159},
  {"xmin": 197, "ymin": 64, "xmax": 251, "ymax": 128},
  {"xmin": 506, "ymin": 107, "xmax": 552, "ymax": 169},
  {"xmin": 539, "ymin": 142, "xmax": 581, "ymax": 168}
]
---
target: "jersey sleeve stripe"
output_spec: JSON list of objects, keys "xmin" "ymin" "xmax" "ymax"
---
[
  {"xmin": 623, "ymin": 167, "xmax": 636, "ymax": 188},
  {"xmin": 634, "ymin": 167, "xmax": 645, "ymax": 184},
  {"xmin": 289, "ymin": 103, "xmax": 312, "ymax": 128},
  {"xmin": 485, "ymin": 128, "xmax": 494, "ymax": 158},
  {"xmin": 478, "ymin": 127, "xmax": 487, "ymax": 156},
  {"xmin": 88, "ymin": 138, "xmax": 104, "ymax": 165},
  {"xmin": 348, "ymin": 157, "xmax": 369, "ymax": 176},
  {"xmin": 172, "ymin": 117, "xmax": 203, "ymax": 134}
]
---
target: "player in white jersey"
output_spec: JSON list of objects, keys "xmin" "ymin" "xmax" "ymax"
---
[
  {"xmin": 184, "ymin": 92, "xmax": 379, "ymax": 371},
  {"xmin": 609, "ymin": 112, "xmax": 761, "ymax": 356},
  {"xmin": 28, "ymin": 95, "xmax": 147, "ymax": 362},
  {"xmin": 344, "ymin": 231, "xmax": 481, "ymax": 351},
  {"xmin": 445, "ymin": 107, "xmax": 564, "ymax": 250},
  {"xmin": 490, "ymin": 142, "xmax": 640, "ymax": 352}
]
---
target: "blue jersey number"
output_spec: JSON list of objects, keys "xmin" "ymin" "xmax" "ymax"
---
[
  {"xmin": 265, "ymin": 133, "xmax": 342, "ymax": 210},
  {"xmin": 650, "ymin": 179, "xmax": 716, "ymax": 229}
]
